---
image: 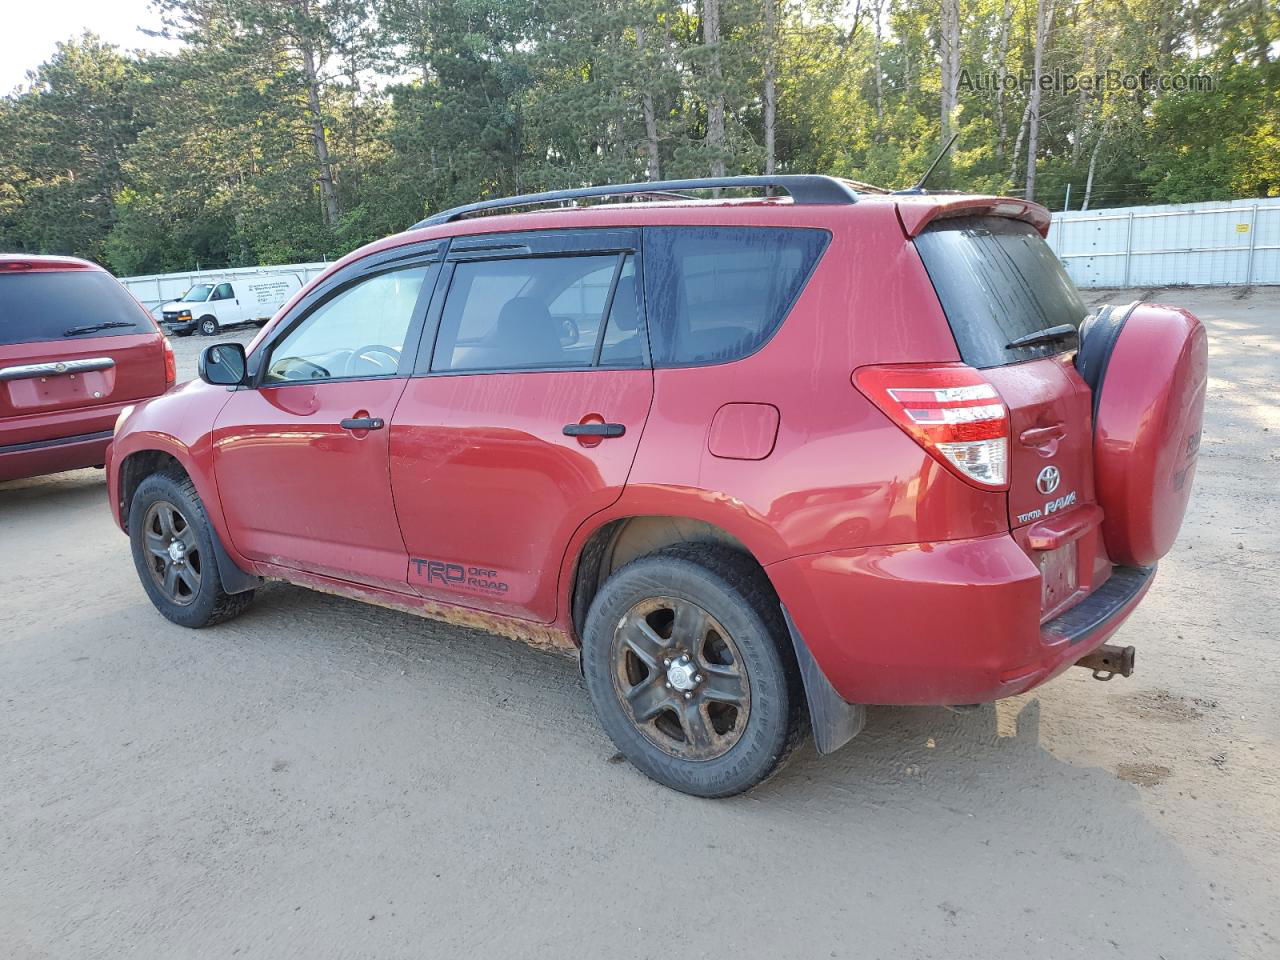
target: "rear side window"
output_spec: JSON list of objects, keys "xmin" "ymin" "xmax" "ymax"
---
[
  {"xmin": 914, "ymin": 216, "xmax": 1089, "ymax": 368},
  {"xmin": 0, "ymin": 270, "xmax": 153, "ymax": 345},
  {"xmin": 642, "ymin": 226, "xmax": 829, "ymax": 366}
]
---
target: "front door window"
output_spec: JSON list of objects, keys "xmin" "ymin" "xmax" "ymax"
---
[{"xmin": 265, "ymin": 266, "xmax": 432, "ymax": 383}]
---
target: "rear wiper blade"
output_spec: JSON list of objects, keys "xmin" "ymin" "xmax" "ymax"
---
[
  {"xmin": 1006, "ymin": 323, "xmax": 1079, "ymax": 349},
  {"xmin": 62, "ymin": 321, "xmax": 134, "ymax": 337}
]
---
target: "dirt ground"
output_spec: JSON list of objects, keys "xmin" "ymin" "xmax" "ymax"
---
[{"xmin": 2, "ymin": 289, "xmax": 1277, "ymax": 959}]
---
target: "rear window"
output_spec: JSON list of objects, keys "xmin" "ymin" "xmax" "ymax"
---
[
  {"xmin": 642, "ymin": 226, "xmax": 829, "ymax": 366},
  {"xmin": 914, "ymin": 216, "xmax": 1088, "ymax": 368},
  {"xmin": 0, "ymin": 270, "xmax": 154, "ymax": 345}
]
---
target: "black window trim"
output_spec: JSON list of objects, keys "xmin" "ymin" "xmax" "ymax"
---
[
  {"xmin": 249, "ymin": 239, "xmax": 447, "ymax": 389},
  {"xmin": 412, "ymin": 228, "xmax": 650, "ymax": 377},
  {"xmin": 591, "ymin": 252, "xmax": 628, "ymax": 367},
  {"xmin": 639, "ymin": 224, "xmax": 832, "ymax": 370}
]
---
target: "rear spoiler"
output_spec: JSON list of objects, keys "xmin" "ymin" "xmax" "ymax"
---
[{"xmin": 895, "ymin": 196, "xmax": 1051, "ymax": 238}]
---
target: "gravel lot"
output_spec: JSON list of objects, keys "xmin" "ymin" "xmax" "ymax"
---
[{"xmin": 2, "ymin": 290, "xmax": 1277, "ymax": 959}]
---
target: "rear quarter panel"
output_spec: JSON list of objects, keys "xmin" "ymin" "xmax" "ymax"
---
[{"xmin": 618, "ymin": 203, "xmax": 1008, "ymax": 564}]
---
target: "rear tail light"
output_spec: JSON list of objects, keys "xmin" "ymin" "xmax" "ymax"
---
[
  {"xmin": 162, "ymin": 337, "xmax": 177, "ymax": 387},
  {"xmin": 853, "ymin": 364, "xmax": 1009, "ymax": 489}
]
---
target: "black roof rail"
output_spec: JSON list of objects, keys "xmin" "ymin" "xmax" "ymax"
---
[{"xmin": 412, "ymin": 175, "xmax": 871, "ymax": 228}]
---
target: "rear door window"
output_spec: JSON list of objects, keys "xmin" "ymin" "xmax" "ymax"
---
[
  {"xmin": 432, "ymin": 254, "xmax": 631, "ymax": 372},
  {"xmin": 641, "ymin": 226, "xmax": 829, "ymax": 366},
  {"xmin": 0, "ymin": 270, "xmax": 154, "ymax": 345},
  {"xmin": 914, "ymin": 216, "xmax": 1089, "ymax": 368}
]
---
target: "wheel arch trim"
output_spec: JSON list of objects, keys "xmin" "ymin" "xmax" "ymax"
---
[
  {"xmin": 114, "ymin": 433, "xmax": 260, "ymax": 594},
  {"xmin": 560, "ymin": 505, "xmax": 865, "ymax": 755}
]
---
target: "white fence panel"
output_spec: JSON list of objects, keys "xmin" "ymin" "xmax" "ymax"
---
[{"xmin": 1049, "ymin": 198, "xmax": 1280, "ymax": 288}]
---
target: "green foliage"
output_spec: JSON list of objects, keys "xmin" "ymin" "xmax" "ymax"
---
[{"xmin": 0, "ymin": 0, "xmax": 1275, "ymax": 273}]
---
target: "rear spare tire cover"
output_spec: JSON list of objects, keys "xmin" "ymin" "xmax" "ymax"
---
[{"xmin": 1079, "ymin": 302, "xmax": 1208, "ymax": 567}]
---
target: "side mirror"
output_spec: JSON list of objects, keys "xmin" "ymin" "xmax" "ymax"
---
[{"xmin": 198, "ymin": 342, "xmax": 248, "ymax": 386}]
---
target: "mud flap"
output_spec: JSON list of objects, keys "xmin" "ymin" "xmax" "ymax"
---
[
  {"xmin": 210, "ymin": 527, "xmax": 261, "ymax": 595},
  {"xmin": 781, "ymin": 606, "xmax": 866, "ymax": 754}
]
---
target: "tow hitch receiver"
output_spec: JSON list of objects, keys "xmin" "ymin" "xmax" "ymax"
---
[{"xmin": 1075, "ymin": 644, "xmax": 1136, "ymax": 681}]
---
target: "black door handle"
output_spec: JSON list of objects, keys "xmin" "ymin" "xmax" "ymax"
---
[
  {"xmin": 563, "ymin": 422, "xmax": 625, "ymax": 438},
  {"xmin": 340, "ymin": 417, "xmax": 384, "ymax": 431}
]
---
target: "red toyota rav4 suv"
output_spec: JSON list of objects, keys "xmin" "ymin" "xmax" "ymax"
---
[
  {"xmin": 106, "ymin": 177, "xmax": 1207, "ymax": 796},
  {"xmin": 1, "ymin": 255, "xmax": 174, "ymax": 483}
]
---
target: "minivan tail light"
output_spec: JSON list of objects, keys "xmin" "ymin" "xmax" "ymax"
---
[
  {"xmin": 853, "ymin": 364, "xmax": 1009, "ymax": 489},
  {"xmin": 162, "ymin": 337, "xmax": 177, "ymax": 387}
]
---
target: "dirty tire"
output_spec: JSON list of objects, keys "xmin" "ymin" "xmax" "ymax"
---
[
  {"xmin": 128, "ymin": 471, "xmax": 255, "ymax": 628},
  {"xmin": 582, "ymin": 543, "xmax": 806, "ymax": 797},
  {"xmin": 199, "ymin": 315, "xmax": 219, "ymax": 336}
]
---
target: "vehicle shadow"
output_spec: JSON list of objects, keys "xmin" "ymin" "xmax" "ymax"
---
[
  {"xmin": 0, "ymin": 467, "xmax": 105, "ymax": 505},
  {"xmin": 0, "ymin": 469, "xmax": 107, "ymax": 546}
]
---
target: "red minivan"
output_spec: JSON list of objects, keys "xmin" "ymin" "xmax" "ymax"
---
[
  {"xmin": 1, "ymin": 256, "xmax": 175, "ymax": 483},
  {"xmin": 106, "ymin": 177, "xmax": 1207, "ymax": 796}
]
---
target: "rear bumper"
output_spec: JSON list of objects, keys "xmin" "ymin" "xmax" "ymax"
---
[
  {"xmin": 0, "ymin": 397, "xmax": 143, "ymax": 483},
  {"xmin": 0, "ymin": 429, "xmax": 113, "ymax": 482},
  {"xmin": 767, "ymin": 533, "xmax": 1155, "ymax": 706}
]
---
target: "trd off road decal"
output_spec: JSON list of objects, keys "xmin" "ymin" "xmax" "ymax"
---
[{"xmin": 411, "ymin": 558, "xmax": 510, "ymax": 594}]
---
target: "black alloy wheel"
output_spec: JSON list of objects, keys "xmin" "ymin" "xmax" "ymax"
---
[
  {"xmin": 611, "ymin": 596, "xmax": 751, "ymax": 761},
  {"xmin": 581, "ymin": 543, "xmax": 806, "ymax": 797},
  {"xmin": 141, "ymin": 499, "xmax": 203, "ymax": 606},
  {"xmin": 128, "ymin": 471, "xmax": 256, "ymax": 628}
]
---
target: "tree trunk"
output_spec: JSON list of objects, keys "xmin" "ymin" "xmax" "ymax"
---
[
  {"xmin": 939, "ymin": 0, "xmax": 960, "ymax": 159},
  {"xmin": 1024, "ymin": 0, "xmax": 1054, "ymax": 201},
  {"xmin": 1073, "ymin": 0, "xmax": 1094, "ymax": 164},
  {"xmin": 995, "ymin": 0, "xmax": 1011, "ymax": 159},
  {"xmin": 763, "ymin": 0, "xmax": 777, "ymax": 176},
  {"xmin": 703, "ymin": 0, "xmax": 725, "ymax": 177},
  {"xmin": 1082, "ymin": 124, "xmax": 1106, "ymax": 210},
  {"xmin": 300, "ymin": 27, "xmax": 340, "ymax": 228},
  {"xmin": 636, "ymin": 24, "xmax": 661, "ymax": 180},
  {"xmin": 1010, "ymin": 99, "xmax": 1032, "ymax": 182},
  {"xmin": 871, "ymin": 0, "xmax": 884, "ymax": 136}
]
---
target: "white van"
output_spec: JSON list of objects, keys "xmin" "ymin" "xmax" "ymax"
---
[{"xmin": 160, "ymin": 274, "xmax": 303, "ymax": 337}]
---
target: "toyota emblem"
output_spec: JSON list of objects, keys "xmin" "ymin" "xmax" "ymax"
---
[{"xmin": 1036, "ymin": 465, "xmax": 1061, "ymax": 495}]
